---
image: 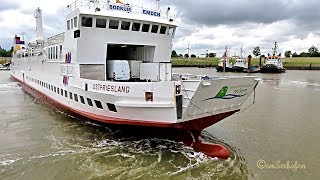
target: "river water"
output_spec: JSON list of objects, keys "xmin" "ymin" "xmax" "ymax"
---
[{"xmin": 0, "ymin": 69, "xmax": 319, "ymax": 180}]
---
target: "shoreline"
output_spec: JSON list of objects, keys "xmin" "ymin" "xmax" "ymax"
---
[{"xmin": 172, "ymin": 64, "xmax": 320, "ymax": 70}]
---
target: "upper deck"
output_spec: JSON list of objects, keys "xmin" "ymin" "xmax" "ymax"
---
[{"xmin": 67, "ymin": 0, "xmax": 177, "ymax": 26}]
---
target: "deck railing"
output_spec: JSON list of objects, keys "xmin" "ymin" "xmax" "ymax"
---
[
  {"xmin": 67, "ymin": 0, "xmax": 175, "ymax": 20},
  {"xmin": 47, "ymin": 32, "xmax": 65, "ymax": 46}
]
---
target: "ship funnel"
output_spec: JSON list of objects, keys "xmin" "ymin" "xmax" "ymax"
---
[{"xmin": 34, "ymin": 7, "xmax": 43, "ymax": 38}]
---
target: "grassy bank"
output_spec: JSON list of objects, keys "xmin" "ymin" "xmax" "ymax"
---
[
  {"xmin": 172, "ymin": 57, "xmax": 320, "ymax": 69},
  {"xmin": 2, "ymin": 57, "xmax": 320, "ymax": 69}
]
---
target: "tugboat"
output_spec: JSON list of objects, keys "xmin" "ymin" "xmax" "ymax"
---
[
  {"xmin": 232, "ymin": 47, "xmax": 247, "ymax": 72},
  {"xmin": 260, "ymin": 42, "xmax": 286, "ymax": 73},
  {"xmin": 216, "ymin": 46, "xmax": 234, "ymax": 72},
  {"xmin": 10, "ymin": 0, "xmax": 260, "ymax": 159}
]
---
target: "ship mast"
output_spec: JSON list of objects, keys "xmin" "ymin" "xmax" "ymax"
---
[
  {"xmin": 34, "ymin": 7, "xmax": 43, "ymax": 39},
  {"xmin": 223, "ymin": 45, "xmax": 228, "ymax": 74},
  {"xmin": 272, "ymin": 41, "xmax": 278, "ymax": 56}
]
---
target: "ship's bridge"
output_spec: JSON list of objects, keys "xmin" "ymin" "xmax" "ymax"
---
[
  {"xmin": 64, "ymin": 0, "xmax": 177, "ymax": 63},
  {"xmin": 62, "ymin": 0, "xmax": 177, "ymax": 81}
]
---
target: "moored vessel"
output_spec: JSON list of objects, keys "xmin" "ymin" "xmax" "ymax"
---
[
  {"xmin": 216, "ymin": 46, "xmax": 234, "ymax": 72},
  {"xmin": 232, "ymin": 47, "xmax": 247, "ymax": 72},
  {"xmin": 10, "ymin": 0, "xmax": 259, "ymax": 158},
  {"xmin": 260, "ymin": 42, "xmax": 286, "ymax": 73}
]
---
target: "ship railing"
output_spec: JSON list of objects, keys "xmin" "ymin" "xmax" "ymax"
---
[
  {"xmin": 67, "ymin": 0, "xmax": 175, "ymax": 20},
  {"xmin": 47, "ymin": 32, "xmax": 65, "ymax": 46},
  {"xmin": 16, "ymin": 48, "xmax": 44, "ymax": 58}
]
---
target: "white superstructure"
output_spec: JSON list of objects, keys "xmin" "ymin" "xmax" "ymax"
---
[{"xmin": 10, "ymin": 0, "xmax": 259, "ymax": 134}]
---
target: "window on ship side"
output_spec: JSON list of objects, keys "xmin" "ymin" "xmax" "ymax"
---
[
  {"xmin": 80, "ymin": 96, "xmax": 85, "ymax": 104},
  {"xmin": 87, "ymin": 98, "xmax": 93, "ymax": 106}
]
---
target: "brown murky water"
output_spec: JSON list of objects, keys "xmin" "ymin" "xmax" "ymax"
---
[{"xmin": 0, "ymin": 69, "xmax": 319, "ymax": 179}]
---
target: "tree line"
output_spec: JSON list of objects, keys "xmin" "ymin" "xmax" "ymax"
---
[
  {"xmin": 285, "ymin": 46, "xmax": 320, "ymax": 57},
  {"xmin": 171, "ymin": 50, "xmax": 216, "ymax": 58},
  {"xmin": 0, "ymin": 46, "xmax": 13, "ymax": 57}
]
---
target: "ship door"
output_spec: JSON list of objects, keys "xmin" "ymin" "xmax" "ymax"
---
[{"xmin": 22, "ymin": 73, "xmax": 25, "ymax": 82}]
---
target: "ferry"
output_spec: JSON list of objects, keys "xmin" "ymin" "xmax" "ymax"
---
[
  {"xmin": 10, "ymin": 0, "xmax": 259, "ymax": 159},
  {"xmin": 260, "ymin": 42, "xmax": 286, "ymax": 73}
]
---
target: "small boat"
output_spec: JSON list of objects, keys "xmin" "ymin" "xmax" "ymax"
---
[
  {"xmin": 232, "ymin": 48, "xmax": 247, "ymax": 72},
  {"xmin": 232, "ymin": 58, "xmax": 247, "ymax": 72},
  {"xmin": 260, "ymin": 42, "xmax": 286, "ymax": 73},
  {"xmin": 216, "ymin": 46, "xmax": 234, "ymax": 72}
]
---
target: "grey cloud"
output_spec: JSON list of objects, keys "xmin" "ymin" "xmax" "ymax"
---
[
  {"xmin": 163, "ymin": 0, "xmax": 320, "ymax": 26},
  {"xmin": 43, "ymin": 7, "xmax": 66, "ymax": 35},
  {"xmin": 0, "ymin": 1, "xmax": 20, "ymax": 11}
]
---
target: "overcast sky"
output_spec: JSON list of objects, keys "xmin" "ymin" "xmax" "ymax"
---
[{"xmin": 1, "ymin": 0, "xmax": 320, "ymax": 57}]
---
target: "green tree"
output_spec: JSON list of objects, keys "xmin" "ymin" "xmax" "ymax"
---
[
  {"xmin": 184, "ymin": 54, "xmax": 189, "ymax": 58},
  {"xmin": 308, "ymin": 46, "xmax": 320, "ymax": 57},
  {"xmin": 308, "ymin": 46, "xmax": 319, "ymax": 54},
  {"xmin": 179, "ymin": 54, "xmax": 183, "ymax": 58},
  {"xmin": 190, "ymin": 54, "xmax": 196, "ymax": 58},
  {"xmin": 0, "ymin": 46, "xmax": 13, "ymax": 57},
  {"xmin": 252, "ymin": 46, "xmax": 261, "ymax": 57},
  {"xmin": 300, "ymin": 52, "xmax": 310, "ymax": 57},
  {"xmin": 292, "ymin": 52, "xmax": 299, "ymax": 57},
  {"xmin": 171, "ymin": 50, "xmax": 178, "ymax": 57},
  {"xmin": 284, "ymin": 51, "xmax": 292, "ymax": 57}
]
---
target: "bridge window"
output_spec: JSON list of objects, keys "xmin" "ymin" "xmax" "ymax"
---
[
  {"xmin": 67, "ymin": 20, "xmax": 70, "ymax": 30},
  {"xmin": 109, "ymin": 20, "xmax": 119, "ymax": 29},
  {"xmin": 82, "ymin": 17, "xmax": 93, "ymax": 27},
  {"xmin": 71, "ymin": 19, "xmax": 74, "ymax": 29},
  {"xmin": 151, "ymin": 25, "xmax": 159, "ymax": 33},
  {"xmin": 168, "ymin": 27, "xmax": 175, "ymax": 36},
  {"xmin": 121, "ymin": 21, "xmax": 130, "ymax": 30},
  {"xmin": 74, "ymin": 17, "xmax": 78, "ymax": 28},
  {"xmin": 160, "ymin": 26, "xmax": 167, "ymax": 34},
  {"xmin": 50, "ymin": 47, "xmax": 53, "ymax": 59},
  {"xmin": 53, "ymin": 47, "xmax": 55, "ymax": 59},
  {"xmin": 96, "ymin": 18, "xmax": 106, "ymax": 28},
  {"xmin": 132, "ymin": 22, "xmax": 141, "ymax": 31},
  {"xmin": 60, "ymin": 45, "xmax": 62, "ymax": 59},
  {"xmin": 56, "ymin": 46, "xmax": 58, "ymax": 59},
  {"xmin": 142, "ymin": 24, "xmax": 150, "ymax": 32}
]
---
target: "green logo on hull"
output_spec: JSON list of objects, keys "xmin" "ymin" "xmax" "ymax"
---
[{"xmin": 214, "ymin": 86, "xmax": 228, "ymax": 98}]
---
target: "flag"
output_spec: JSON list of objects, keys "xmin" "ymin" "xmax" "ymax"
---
[
  {"xmin": 15, "ymin": 36, "xmax": 25, "ymax": 45},
  {"xmin": 116, "ymin": 0, "xmax": 123, "ymax": 4}
]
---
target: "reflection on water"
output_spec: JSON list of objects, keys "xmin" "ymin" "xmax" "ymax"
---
[{"xmin": 1, "ymin": 70, "xmax": 319, "ymax": 179}]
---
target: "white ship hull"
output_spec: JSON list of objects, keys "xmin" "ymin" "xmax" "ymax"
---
[{"xmin": 11, "ymin": 56, "xmax": 259, "ymax": 132}]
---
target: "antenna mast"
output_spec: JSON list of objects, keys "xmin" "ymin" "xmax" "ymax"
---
[
  {"xmin": 240, "ymin": 46, "xmax": 243, "ymax": 58},
  {"xmin": 156, "ymin": 0, "xmax": 160, "ymax": 11},
  {"xmin": 273, "ymin": 42, "xmax": 278, "ymax": 56},
  {"xmin": 223, "ymin": 45, "xmax": 228, "ymax": 74}
]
